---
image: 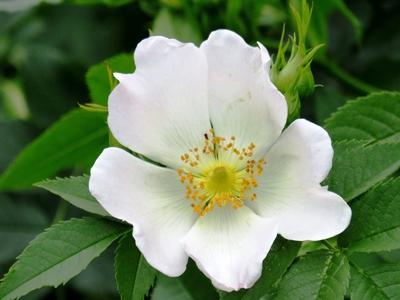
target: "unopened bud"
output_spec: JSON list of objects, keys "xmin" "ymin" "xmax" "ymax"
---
[
  {"xmin": 297, "ymin": 65, "xmax": 315, "ymax": 97},
  {"xmin": 270, "ymin": 0, "xmax": 322, "ymax": 122}
]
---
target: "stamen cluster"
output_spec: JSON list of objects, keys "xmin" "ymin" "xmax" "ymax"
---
[{"xmin": 177, "ymin": 129, "xmax": 266, "ymax": 216}]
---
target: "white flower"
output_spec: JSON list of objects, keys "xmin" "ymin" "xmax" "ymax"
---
[{"xmin": 89, "ymin": 29, "xmax": 351, "ymax": 292}]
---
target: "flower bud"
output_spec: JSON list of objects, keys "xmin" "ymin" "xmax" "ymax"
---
[
  {"xmin": 296, "ymin": 64, "xmax": 315, "ymax": 97},
  {"xmin": 270, "ymin": 0, "xmax": 322, "ymax": 121}
]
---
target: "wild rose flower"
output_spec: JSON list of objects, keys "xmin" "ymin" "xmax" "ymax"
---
[{"xmin": 89, "ymin": 30, "xmax": 351, "ymax": 292}]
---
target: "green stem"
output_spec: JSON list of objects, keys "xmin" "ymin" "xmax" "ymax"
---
[
  {"xmin": 318, "ymin": 57, "xmax": 380, "ymax": 94},
  {"xmin": 321, "ymin": 240, "xmax": 336, "ymax": 251},
  {"xmin": 52, "ymin": 201, "xmax": 69, "ymax": 224}
]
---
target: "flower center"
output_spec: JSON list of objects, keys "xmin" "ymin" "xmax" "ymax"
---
[
  {"xmin": 206, "ymin": 166, "xmax": 236, "ymax": 194},
  {"xmin": 177, "ymin": 129, "xmax": 266, "ymax": 217}
]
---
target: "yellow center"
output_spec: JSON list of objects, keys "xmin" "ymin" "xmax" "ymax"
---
[
  {"xmin": 177, "ymin": 129, "xmax": 266, "ymax": 216},
  {"xmin": 205, "ymin": 166, "xmax": 236, "ymax": 194}
]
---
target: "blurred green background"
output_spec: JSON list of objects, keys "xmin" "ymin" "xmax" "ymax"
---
[{"xmin": 0, "ymin": 0, "xmax": 399, "ymax": 299}]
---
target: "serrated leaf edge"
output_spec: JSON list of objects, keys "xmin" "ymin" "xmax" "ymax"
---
[{"xmin": 0, "ymin": 217, "xmax": 129, "ymax": 300}]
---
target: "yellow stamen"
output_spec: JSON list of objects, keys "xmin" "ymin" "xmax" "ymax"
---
[{"xmin": 177, "ymin": 130, "xmax": 266, "ymax": 216}]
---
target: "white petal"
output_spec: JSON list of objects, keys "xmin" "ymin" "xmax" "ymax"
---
[
  {"xmin": 182, "ymin": 206, "xmax": 277, "ymax": 291},
  {"xmin": 265, "ymin": 119, "xmax": 333, "ymax": 184},
  {"xmin": 257, "ymin": 41, "xmax": 272, "ymax": 71},
  {"xmin": 248, "ymin": 119, "xmax": 351, "ymax": 241},
  {"xmin": 278, "ymin": 119, "xmax": 334, "ymax": 183},
  {"xmin": 108, "ymin": 36, "xmax": 211, "ymax": 168},
  {"xmin": 200, "ymin": 30, "xmax": 287, "ymax": 162},
  {"xmin": 89, "ymin": 147, "xmax": 197, "ymax": 276},
  {"xmin": 252, "ymin": 187, "xmax": 351, "ymax": 241}
]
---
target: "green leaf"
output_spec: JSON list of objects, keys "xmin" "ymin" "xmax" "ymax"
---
[
  {"xmin": 323, "ymin": 93, "xmax": 400, "ymax": 201},
  {"xmin": 86, "ymin": 53, "xmax": 134, "ymax": 105},
  {"xmin": 275, "ymin": 250, "xmax": 349, "ymax": 300},
  {"xmin": 298, "ymin": 241, "xmax": 326, "ymax": 256},
  {"xmin": 325, "ymin": 92, "xmax": 400, "ymax": 143},
  {"xmin": 339, "ymin": 178, "xmax": 400, "ymax": 252},
  {"xmin": 349, "ymin": 253, "xmax": 400, "ymax": 300},
  {"xmin": 152, "ymin": 260, "xmax": 218, "ymax": 300},
  {"xmin": 378, "ymin": 249, "xmax": 400, "ymax": 264},
  {"xmin": 35, "ymin": 175, "xmax": 108, "ymax": 216},
  {"xmin": 0, "ymin": 109, "xmax": 108, "ymax": 191},
  {"xmin": 114, "ymin": 232, "xmax": 157, "ymax": 300},
  {"xmin": 0, "ymin": 217, "xmax": 129, "ymax": 300},
  {"xmin": 325, "ymin": 140, "xmax": 400, "ymax": 201},
  {"xmin": 0, "ymin": 196, "xmax": 48, "ymax": 264},
  {"xmin": 220, "ymin": 237, "xmax": 300, "ymax": 300},
  {"xmin": 152, "ymin": 8, "xmax": 202, "ymax": 45},
  {"xmin": 152, "ymin": 275, "xmax": 194, "ymax": 300}
]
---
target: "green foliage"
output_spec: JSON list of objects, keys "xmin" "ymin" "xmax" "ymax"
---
[
  {"xmin": 35, "ymin": 175, "xmax": 108, "ymax": 216},
  {"xmin": 325, "ymin": 92, "xmax": 400, "ymax": 143},
  {"xmin": 1, "ymin": 0, "xmax": 400, "ymax": 299},
  {"xmin": 0, "ymin": 109, "xmax": 108, "ymax": 191},
  {"xmin": 0, "ymin": 0, "xmax": 133, "ymax": 11},
  {"xmin": 152, "ymin": 8, "xmax": 202, "ymax": 44},
  {"xmin": 220, "ymin": 237, "xmax": 300, "ymax": 300},
  {"xmin": 114, "ymin": 233, "xmax": 158, "ymax": 300},
  {"xmin": 271, "ymin": 0, "xmax": 323, "ymax": 122},
  {"xmin": 326, "ymin": 140, "xmax": 400, "ymax": 201},
  {"xmin": 86, "ymin": 53, "xmax": 134, "ymax": 105},
  {"xmin": 349, "ymin": 253, "xmax": 400, "ymax": 299},
  {"xmin": 339, "ymin": 178, "xmax": 400, "ymax": 253},
  {"xmin": 298, "ymin": 241, "xmax": 327, "ymax": 256},
  {"xmin": 324, "ymin": 92, "xmax": 400, "ymax": 201},
  {"xmin": 63, "ymin": 0, "xmax": 132, "ymax": 5},
  {"xmin": 275, "ymin": 250, "xmax": 350, "ymax": 300},
  {"xmin": 152, "ymin": 260, "xmax": 218, "ymax": 300},
  {"xmin": 152, "ymin": 275, "xmax": 195, "ymax": 300},
  {"xmin": 319, "ymin": 92, "xmax": 400, "ymax": 299},
  {"xmin": 0, "ymin": 217, "xmax": 129, "ymax": 300}
]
